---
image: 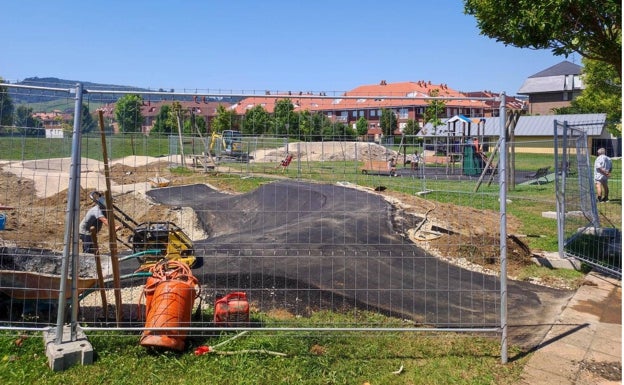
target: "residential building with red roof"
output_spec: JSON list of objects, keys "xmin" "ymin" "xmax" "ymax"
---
[
  {"xmin": 32, "ymin": 110, "xmax": 71, "ymax": 138},
  {"xmin": 100, "ymin": 81, "xmax": 528, "ymax": 136},
  {"xmin": 100, "ymin": 99, "xmax": 231, "ymax": 134},
  {"xmin": 231, "ymin": 80, "xmax": 507, "ymax": 138}
]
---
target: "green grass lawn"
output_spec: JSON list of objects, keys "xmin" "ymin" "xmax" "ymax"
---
[{"xmin": 0, "ymin": 311, "xmax": 528, "ymax": 385}]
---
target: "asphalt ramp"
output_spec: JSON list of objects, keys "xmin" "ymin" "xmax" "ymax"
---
[{"xmin": 147, "ymin": 181, "xmax": 573, "ymax": 348}]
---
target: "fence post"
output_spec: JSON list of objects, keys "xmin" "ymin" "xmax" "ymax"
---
[
  {"xmin": 54, "ymin": 83, "xmax": 83, "ymax": 343},
  {"xmin": 499, "ymin": 93, "xmax": 508, "ymax": 364},
  {"xmin": 554, "ymin": 121, "xmax": 565, "ymax": 258}
]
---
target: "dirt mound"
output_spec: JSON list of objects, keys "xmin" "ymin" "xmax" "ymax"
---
[{"xmin": 252, "ymin": 141, "xmax": 397, "ymax": 162}]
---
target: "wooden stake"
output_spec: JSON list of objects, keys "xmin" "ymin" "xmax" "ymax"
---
[
  {"xmin": 97, "ymin": 110, "xmax": 123, "ymax": 325},
  {"xmin": 89, "ymin": 226, "xmax": 108, "ymax": 312}
]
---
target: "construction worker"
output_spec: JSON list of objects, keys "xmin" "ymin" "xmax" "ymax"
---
[{"xmin": 78, "ymin": 191, "xmax": 121, "ymax": 253}]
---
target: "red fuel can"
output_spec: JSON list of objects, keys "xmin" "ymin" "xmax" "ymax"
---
[{"xmin": 214, "ymin": 292, "xmax": 250, "ymax": 327}]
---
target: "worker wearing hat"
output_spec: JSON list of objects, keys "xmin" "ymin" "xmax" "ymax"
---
[{"xmin": 78, "ymin": 191, "xmax": 121, "ymax": 253}]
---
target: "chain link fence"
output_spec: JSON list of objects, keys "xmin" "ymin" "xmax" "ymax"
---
[{"xmin": 6, "ymin": 83, "xmax": 607, "ymax": 366}]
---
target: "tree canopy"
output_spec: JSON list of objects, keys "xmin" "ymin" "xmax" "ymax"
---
[
  {"xmin": 355, "ymin": 116, "xmax": 369, "ymax": 137},
  {"xmin": 80, "ymin": 104, "xmax": 96, "ymax": 133},
  {"xmin": 114, "ymin": 94, "xmax": 144, "ymax": 133},
  {"xmin": 14, "ymin": 105, "xmax": 42, "ymax": 129},
  {"xmin": 379, "ymin": 108, "xmax": 397, "ymax": 137},
  {"xmin": 423, "ymin": 89, "xmax": 446, "ymax": 134},
  {"xmin": 242, "ymin": 105, "xmax": 272, "ymax": 135},
  {"xmin": 273, "ymin": 99, "xmax": 297, "ymax": 136},
  {"xmin": 0, "ymin": 79, "xmax": 14, "ymax": 131},
  {"xmin": 464, "ymin": 0, "xmax": 622, "ymax": 79},
  {"xmin": 402, "ymin": 119, "xmax": 421, "ymax": 144},
  {"xmin": 211, "ymin": 104, "xmax": 238, "ymax": 133},
  {"xmin": 151, "ymin": 104, "xmax": 176, "ymax": 134}
]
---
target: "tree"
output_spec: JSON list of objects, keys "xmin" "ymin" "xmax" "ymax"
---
[
  {"xmin": 14, "ymin": 105, "xmax": 42, "ymax": 128},
  {"xmin": 151, "ymin": 104, "xmax": 176, "ymax": 134},
  {"xmin": 379, "ymin": 108, "xmax": 397, "ymax": 137},
  {"xmin": 321, "ymin": 121, "xmax": 354, "ymax": 141},
  {"xmin": 299, "ymin": 111, "xmax": 328, "ymax": 141},
  {"xmin": 423, "ymin": 89, "xmax": 446, "ymax": 135},
  {"xmin": 554, "ymin": 58, "xmax": 622, "ymax": 136},
  {"xmin": 80, "ymin": 104, "xmax": 96, "ymax": 133},
  {"xmin": 114, "ymin": 94, "xmax": 144, "ymax": 133},
  {"xmin": 273, "ymin": 99, "xmax": 297, "ymax": 137},
  {"xmin": 355, "ymin": 116, "xmax": 369, "ymax": 137},
  {"xmin": 0, "ymin": 79, "xmax": 14, "ymax": 132},
  {"xmin": 211, "ymin": 104, "xmax": 238, "ymax": 133},
  {"xmin": 192, "ymin": 114, "xmax": 207, "ymax": 136},
  {"xmin": 403, "ymin": 119, "xmax": 421, "ymax": 144},
  {"xmin": 464, "ymin": 0, "xmax": 622, "ymax": 79},
  {"xmin": 14, "ymin": 105, "xmax": 43, "ymax": 136},
  {"xmin": 242, "ymin": 105, "xmax": 271, "ymax": 135}
]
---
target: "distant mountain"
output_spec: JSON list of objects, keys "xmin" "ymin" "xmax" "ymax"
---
[{"xmin": 9, "ymin": 77, "xmax": 239, "ymax": 105}]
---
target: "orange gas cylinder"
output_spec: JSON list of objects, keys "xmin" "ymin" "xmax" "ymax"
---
[{"xmin": 214, "ymin": 292, "xmax": 250, "ymax": 327}]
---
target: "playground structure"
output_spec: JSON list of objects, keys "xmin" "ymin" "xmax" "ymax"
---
[
  {"xmin": 395, "ymin": 115, "xmax": 495, "ymax": 177},
  {"xmin": 443, "ymin": 115, "xmax": 493, "ymax": 177}
]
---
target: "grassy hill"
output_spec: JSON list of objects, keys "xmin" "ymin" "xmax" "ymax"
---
[{"xmin": 9, "ymin": 77, "xmax": 239, "ymax": 111}]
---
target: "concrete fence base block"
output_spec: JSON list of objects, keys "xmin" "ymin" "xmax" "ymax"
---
[
  {"xmin": 531, "ymin": 252, "xmax": 582, "ymax": 270},
  {"xmin": 43, "ymin": 326, "xmax": 93, "ymax": 371}
]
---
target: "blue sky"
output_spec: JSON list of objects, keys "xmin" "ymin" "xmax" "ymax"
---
[{"xmin": 2, "ymin": 0, "xmax": 574, "ymax": 96}]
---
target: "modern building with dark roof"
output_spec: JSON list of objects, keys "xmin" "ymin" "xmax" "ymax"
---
[{"xmin": 518, "ymin": 61, "xmax": 584, "ymax": 115}]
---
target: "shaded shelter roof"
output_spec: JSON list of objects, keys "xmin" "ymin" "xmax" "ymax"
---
[{"xmin": 418, "ymin": 113, "xmax": 606, "ymax": 138}]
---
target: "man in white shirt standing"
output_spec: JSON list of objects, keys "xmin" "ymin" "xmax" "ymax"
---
[{"xmin": 594, "ymin": 148, "xmax": 612, "ymax": 202}]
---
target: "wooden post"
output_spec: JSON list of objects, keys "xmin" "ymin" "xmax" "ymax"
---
[
  {"xmin": 97, "ymin": 110, "xmax": 123, "ymax": 325},
  {"xmin": 508, "ymin": 111, "xmax": 520, "ymax": 191},
  {"xmin": 175, "ymin": 107, "xmax": 186, "ymax": 167},
  {"xmin": 89, "ymin": 226, "xmax": 108, "ymax": 312}
]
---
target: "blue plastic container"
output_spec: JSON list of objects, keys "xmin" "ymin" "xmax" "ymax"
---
[{"xmin": 0, "ymin": 213, "xmax": 5, "ymax": 230}]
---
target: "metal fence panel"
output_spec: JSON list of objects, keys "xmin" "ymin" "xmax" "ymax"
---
[
  {"xmin": 555, "ymin": 120, "xmax": 622, "ymax": 277},
  {"xmin": 0, "ymin": 83, "xmax": 522, "ymax": 362}
]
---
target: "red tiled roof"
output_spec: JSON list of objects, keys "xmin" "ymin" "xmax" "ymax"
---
[
  {"xmin": 233, "ymin": 81, "xmax": 488, "ymax": 115},
  {"xmin": 101, "ymin": 100, "xmax": 229, "ymax": 119}
]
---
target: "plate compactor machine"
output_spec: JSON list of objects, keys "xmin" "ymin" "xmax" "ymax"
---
[{"xmin": 90, "ymin": 191, "xmax": 201, "ymax": 269}]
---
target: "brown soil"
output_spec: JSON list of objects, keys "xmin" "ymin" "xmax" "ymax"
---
[
  {"xmin": 0, "ymin": 164, "xmax": 176, "ymax": 252},
  {"xmin": 0, "ymin": 159, "xmax": 534, "ymax": 278},
  {"xmin": 381, "ymin": 189, "xmax": 533, "ymax": 276}
]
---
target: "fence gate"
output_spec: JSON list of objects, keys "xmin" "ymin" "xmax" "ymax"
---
[{"xmin": 554, "ymin": 120, "xmax": 621, "ymax": 277}]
